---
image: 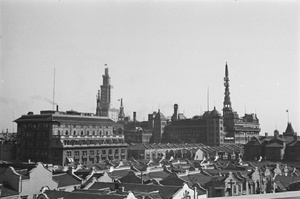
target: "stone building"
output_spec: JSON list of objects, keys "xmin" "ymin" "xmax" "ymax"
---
[
  {"xmin": 14, "ymin": 109, "xmax": 128, "ymax": 166},
  {"xmin": 162, "ymin": 106, "xmax": 225, "ymax": 146},
  {"xmin": 122, "ymin": 112, "xmax": 152, "ymax": 144},
  {"xmin": 149, "ymin": 110, "xmax": 167, "ymax": 143},
  {"xmin": 244, "ymin": 122, "xmax": 299, "ymax": 161}
]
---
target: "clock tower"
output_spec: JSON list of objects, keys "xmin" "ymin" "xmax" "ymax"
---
[{"xmin": 96, "ymin": 65, "xmax": 112, "ymax": 117}]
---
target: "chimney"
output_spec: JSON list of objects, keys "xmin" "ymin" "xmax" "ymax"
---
[
  {"xmin": 265, "ymin": 132, "xmax": 268, "ymax": 137},
  {"xmin": 174, "ymin": 104, "xmax": 178, "ymax": 119},
  {"xmin": 56, "ymin": 105, "xmax": 59, "ymax": 111},
  {"xmin": 133, "ymin": 112, "xmax": 136, "ymax": 123}
]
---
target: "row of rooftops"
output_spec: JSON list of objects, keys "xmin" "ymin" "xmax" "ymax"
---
[
  {"xmin": 127, "ymin": 143, "xmax": 243, "ymax": 154},
  {"xmin": 2, "ymin": 154, "xmax": 300, "ymax": 198}
]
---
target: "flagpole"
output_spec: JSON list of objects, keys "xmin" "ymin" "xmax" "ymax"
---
[{"xmin": 286, "ymin": 110, "xmax": 289, "ymax": 123}]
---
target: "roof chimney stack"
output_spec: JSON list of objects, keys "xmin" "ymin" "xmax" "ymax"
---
[{"xmin": 133, "ymin": 112, "xmax": 136, "ymax": 123}]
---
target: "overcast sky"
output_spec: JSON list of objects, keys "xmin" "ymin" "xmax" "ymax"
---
[{"xmin": 1, "ymin": 0, "xmax": 299, "ymax": 135}]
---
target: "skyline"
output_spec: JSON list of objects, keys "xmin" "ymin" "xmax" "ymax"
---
[{"xmin": 0, "ymin": 0, "xmax": 299, "ymax": 134}]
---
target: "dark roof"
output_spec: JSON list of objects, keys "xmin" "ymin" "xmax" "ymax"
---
[
  {"xmin": 159, "ymin": 173, "xmax": 187, "ymax": 186},
  {"xmin": 52, "ymin": 173, "xmax": 81, "ymax": 187},
  {"xmin": 265, "ymin": 142, "xmax": 284, "ymax": 148},
  {"xmin": 41, "ymin": 189, "xmax": 125, "ymax": 199},
  {"xmin": 0, "ymin": 184, "xmax": 19, "ymax": 197},
  {"xmin": 119, "ymin": 183, "xmax": 182, "ymax": 199},
  {"xmin": 89, "ymin": 182, "xmax": 114, "ymax": 190},
  {"xmin": 15, "ymin": 113, "xmax": 114, "ymax": 124},
  {"xmin": 118, "ymin": 171, "xmax": 143, "ymax": 184},
  {"xmin": 181, "ymin": 173, "xmax": 213, "ymax": 187},
  {"xmin": 209, "ymin": 107, "xmax": 221, "ymax": 118},
  {"xmin": 284, "ymin": 123, "xmax": 295, "ymax": 135},
  {"xmin": 155, "ymin": 111, "xmax": 166, "ymax": 120},
  {"xmin": 274, "ymin": 175, "xmax": 300, "ymax": 188}
]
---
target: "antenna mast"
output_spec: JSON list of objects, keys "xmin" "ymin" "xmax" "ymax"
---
[
  {"xmin": 53, "ymin": 68, "xmax": 56, "ymax": 110},
  {"xmin": 207, "ymin": 86, "xmax": 210, "ymax": 111}
]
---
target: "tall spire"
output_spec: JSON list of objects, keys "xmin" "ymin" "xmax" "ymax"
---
[
  {"xmin": 118, "ymin": 98, "xmax": 125, "ymax": 121},
  {"xmin": 223, "ymin": 62, "xmax": 232, "ymax": 114}
]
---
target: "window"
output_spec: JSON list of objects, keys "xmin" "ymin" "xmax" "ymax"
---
[
  {"xmin": 65, "ymin": 130, "xmax": 69, "ymax": 135},
  {"xmin": 87, "ymin": 131, "xmax": 89, "ymax": 135},
  {"xmin": 81, "ymin": 131, "xmax": 84, "ymax": 136},
  {"xmin": 75, "ymin": 151, "xmax": 80, "ymax": 156},
  {"xmin": 90, "ymin": 150, "xmax": 94, "ymax": 155},
  {"xmin": 83, "ymin": 151, "xmax": 87, "ymax": 156},
  {"xmin": 67, "ymin": 151, "xmax": 72, "ymax": 157},
  {"xmin": 73, "ymin": 131, "xmax": 76, "ymax": 135},
  {"xmin": 102, "ymin": 150, "xmax": 106, "ymax": 154}
]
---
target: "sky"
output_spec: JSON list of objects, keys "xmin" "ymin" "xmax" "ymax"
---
[{"xmin": 0, "ymin": 0, "xmax": 299, "ymax": 135}]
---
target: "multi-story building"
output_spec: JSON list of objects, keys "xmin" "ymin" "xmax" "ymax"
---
[
  {"xmin": 123, "ymin": 112, "xmax": 152, "ymax": 144},
  {"xmin": 162, "ymin": 105, "xmax": 225, "ymax": 146},
  {"xmin": 14, "ymin": 109, "xmax": 128, "ymax": 166},
  {"xmin": 244, "ymin": 122, "xmax": 299, "ymax": 161},
  {"xmin": 222, "ymin": 63, "xmax": 260, "ymax": 144},
  {"xmin": 149, "ymin": 110, "xmax": 167, "ymax": 143}
]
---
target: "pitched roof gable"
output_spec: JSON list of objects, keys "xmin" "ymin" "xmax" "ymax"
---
[{"xmin": 52, "ymin": 173, "xmax": 81, "ymax": 187}]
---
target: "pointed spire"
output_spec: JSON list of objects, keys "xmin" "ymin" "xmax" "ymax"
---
[{"xmin": 223, "ymin": 62, "xmax": 232, "ymax": 113}]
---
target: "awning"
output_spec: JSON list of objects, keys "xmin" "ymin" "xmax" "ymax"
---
[{"xmin": 66, "ymin": 157, "xmax": 74, "ymax": 163}]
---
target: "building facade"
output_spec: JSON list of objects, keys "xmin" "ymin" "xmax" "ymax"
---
[
  {"xmin": 244, "ymin": 123, "xmax": 299, "ymax": 161},
  {"xmin": 162, "ymin": 106, "xmax": 225, "ymax": 146},
  {"xmin": 149, "ymin": 110, "xmax": 167, "ymax": 143},
  {"xmin": 15, "ymin": 109, "xmax": 127, "ymax": 166}
]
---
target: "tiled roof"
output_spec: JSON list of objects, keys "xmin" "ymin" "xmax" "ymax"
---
[
  {"xmin": 265, "ymin": 142, "xmax": 283, "ymax": 148},
  {"xmin": 52, "ymin": 173, "xmax": 81, "ymax": 187},
  {"xmin": 0, "ymin": 184, "xmax": 19, "ymax": 197},
  {"xmin": 118, "ymin": 171, "xmax": 143, "ymax": 184},
  {"xmin": 181, "ymin": 173, "xmax": 213, "ymax": 186},
  {"xmin": 88, "ymin": 182, "xmax": 114, "ymax": 190},
  {"xmin": 41, "ymin": 189, "xmax": 125, "ymax": 199},
  {"xmin": 110, "ymin": 169, "xmax": 130, "ymax": 180},
  {"xmin": 74, "ymin": 169, "xmax": 91, "ymax": 179},
  {"xmin": 120, "ymin": 183, "xmax": 182, "ymax": 199},
  {"xmin": 159, "ymin": 172, "xmax": 187, "ymax": 186},
  {"xmin": 274, "ymin": 175, "xmax": 300, "ymax": 189}
]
